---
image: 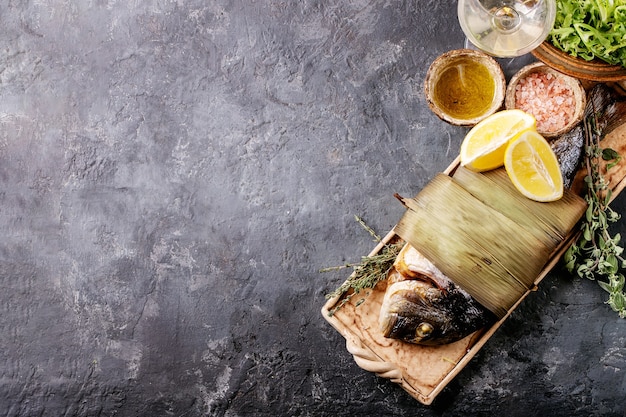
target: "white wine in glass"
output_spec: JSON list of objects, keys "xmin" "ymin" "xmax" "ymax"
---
[{"xmin": 458, "ymin": 0, "xmax": 556, "ymax": 57}]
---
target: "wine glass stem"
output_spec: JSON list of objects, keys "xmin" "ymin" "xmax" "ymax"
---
[{"xmin": 492, "ymin": 6, "xmax": 521, "ymax": 33}]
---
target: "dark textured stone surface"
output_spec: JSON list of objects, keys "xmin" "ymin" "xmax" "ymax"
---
[{"xmin": 0, "ymin": 1, "xmax": 625, "ymax": 416}]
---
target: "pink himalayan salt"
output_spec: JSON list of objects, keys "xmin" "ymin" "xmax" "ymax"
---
[{"xmin": 514, "ymin": 71, "xmax": 576, "ymax": 133}]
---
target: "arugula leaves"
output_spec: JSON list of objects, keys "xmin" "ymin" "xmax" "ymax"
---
[{"xmin": 550, "ymin": 0, "xmax": 626, "ymax": 67}]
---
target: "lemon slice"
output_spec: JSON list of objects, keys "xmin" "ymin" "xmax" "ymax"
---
[
  {"xmin": 460, "ymin": 110, "xmax": 536, "ymax": 172},
  {"xmin": 504, "ymin": 129, "xmax": 563, "ymax": 202}
]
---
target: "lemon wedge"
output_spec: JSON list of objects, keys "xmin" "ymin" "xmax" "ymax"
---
[
  {"xmin": 460, "ymin": 110, "xmax": 536, "ymax": 172},
  {"xmin": 504, "ymin": 129, "xmax": 563, "ymax": 202}
]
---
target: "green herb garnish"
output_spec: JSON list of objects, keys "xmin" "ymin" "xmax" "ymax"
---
[
  {"xmin": 550, "ymin": 0, "xmax": 626, "ymax": 67},
  {"xmin": 564, "ymin": 113, "xmax": 626, "ymax": 318},
  {"xmin": 321, "ymin": 216, "xmax": 403, "ymax": 316}
]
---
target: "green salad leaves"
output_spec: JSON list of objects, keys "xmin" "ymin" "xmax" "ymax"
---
[{"xmin": 550, "ymin": 0, "xmax": 626, "ymax": 67}]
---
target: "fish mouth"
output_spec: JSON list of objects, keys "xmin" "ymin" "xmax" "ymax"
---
[
  {"xmin": 379, "ymin": 312, "xmax": 398, "ymax": 338},
  {"xmin": 378, "ymin": 280, "xmax": 435, "ymax": 340}
]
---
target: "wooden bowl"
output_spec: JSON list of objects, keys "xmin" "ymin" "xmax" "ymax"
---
[
  {"xmin": 424, "ymin": 49, "xmax": 506, "ymax": 127},
  {"xmin": 532, "ymin": 41, "xmax": 626, "ymax": 82},
  {"xmin": 505, "ymin": 62, "xmax": 586, "ymax": 138}
]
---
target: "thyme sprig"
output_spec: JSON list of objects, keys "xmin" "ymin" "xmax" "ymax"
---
[
  {"xmin": 564, "ymin": 114, "xmax": 626, "ymax": 318},
  {"xmin": 321, "ymin": 216, "xmax": 403, "ymax": 316}
]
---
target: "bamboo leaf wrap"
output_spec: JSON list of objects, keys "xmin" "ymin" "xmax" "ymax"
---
[{"xmin": 395, "ymin": 169, "xmax": 587, "ymax": 318}]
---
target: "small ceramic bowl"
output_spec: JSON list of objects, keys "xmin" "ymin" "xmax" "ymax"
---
[
  {"xmin": 505, "ymin": 62, "xmax": 586, "ymax": 138},
  {"xmin": 424, "ymin": 49, "xmax": 506, "ymax": 127}
]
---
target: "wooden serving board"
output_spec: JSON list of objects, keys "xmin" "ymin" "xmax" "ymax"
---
[{"xmin": 321, "ymin": 121, "xmax": 626, "ymax": 405}]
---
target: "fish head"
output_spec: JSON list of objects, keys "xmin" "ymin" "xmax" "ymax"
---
[{"xmin": 379, "ymin": 280, "xmax": 460, "ymax": 346}]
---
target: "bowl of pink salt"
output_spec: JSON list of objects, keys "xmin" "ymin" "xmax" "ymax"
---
[{"xmin": 505, "ymin": 62, "xmax": 586, "ymax": 138}]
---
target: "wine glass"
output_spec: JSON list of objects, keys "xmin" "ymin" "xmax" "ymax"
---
[{"xmin": 458, "ymin": 0, "xmax": 556, "ymax": 58}]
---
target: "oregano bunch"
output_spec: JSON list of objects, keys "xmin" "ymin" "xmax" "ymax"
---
[{"xmin": 564, "ymin": 115, "xmax": 626, "ymax": 318}]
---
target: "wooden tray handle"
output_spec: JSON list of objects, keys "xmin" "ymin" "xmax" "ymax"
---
[{"xmin": 345, "ymin": 337, "xmax": 404, "ymax": 383}]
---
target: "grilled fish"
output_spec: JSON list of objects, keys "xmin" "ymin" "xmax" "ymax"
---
[{"xmin": 378, "ymin": 244, "xmax": 496, "ymax": 346}]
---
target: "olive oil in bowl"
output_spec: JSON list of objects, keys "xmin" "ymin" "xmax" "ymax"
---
[
  {"xmin": 433, "ymin": 57, "xmax": 495, "ymax": 120},
  {"xmin": 425, "ymin": 49, "xmax": 505, "ymax": 126}
]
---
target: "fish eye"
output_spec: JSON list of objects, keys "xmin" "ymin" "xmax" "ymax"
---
[{"xmin": 416, "ymin": 322, "xmax": 434, "ymax": 339}]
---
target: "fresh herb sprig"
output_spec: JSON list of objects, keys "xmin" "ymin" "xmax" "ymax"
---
[
  {"xmin": 321, "ymin": 216, "xmax": 403, "ymax": 316},
  {"xmin": 564, "ymin": 114, "xmax": 626, "ymax": 318}
]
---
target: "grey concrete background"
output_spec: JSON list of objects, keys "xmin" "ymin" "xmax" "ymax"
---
[{"xmin": 0, "ymin": 1, "xmax": 624, "ymax": 416}]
